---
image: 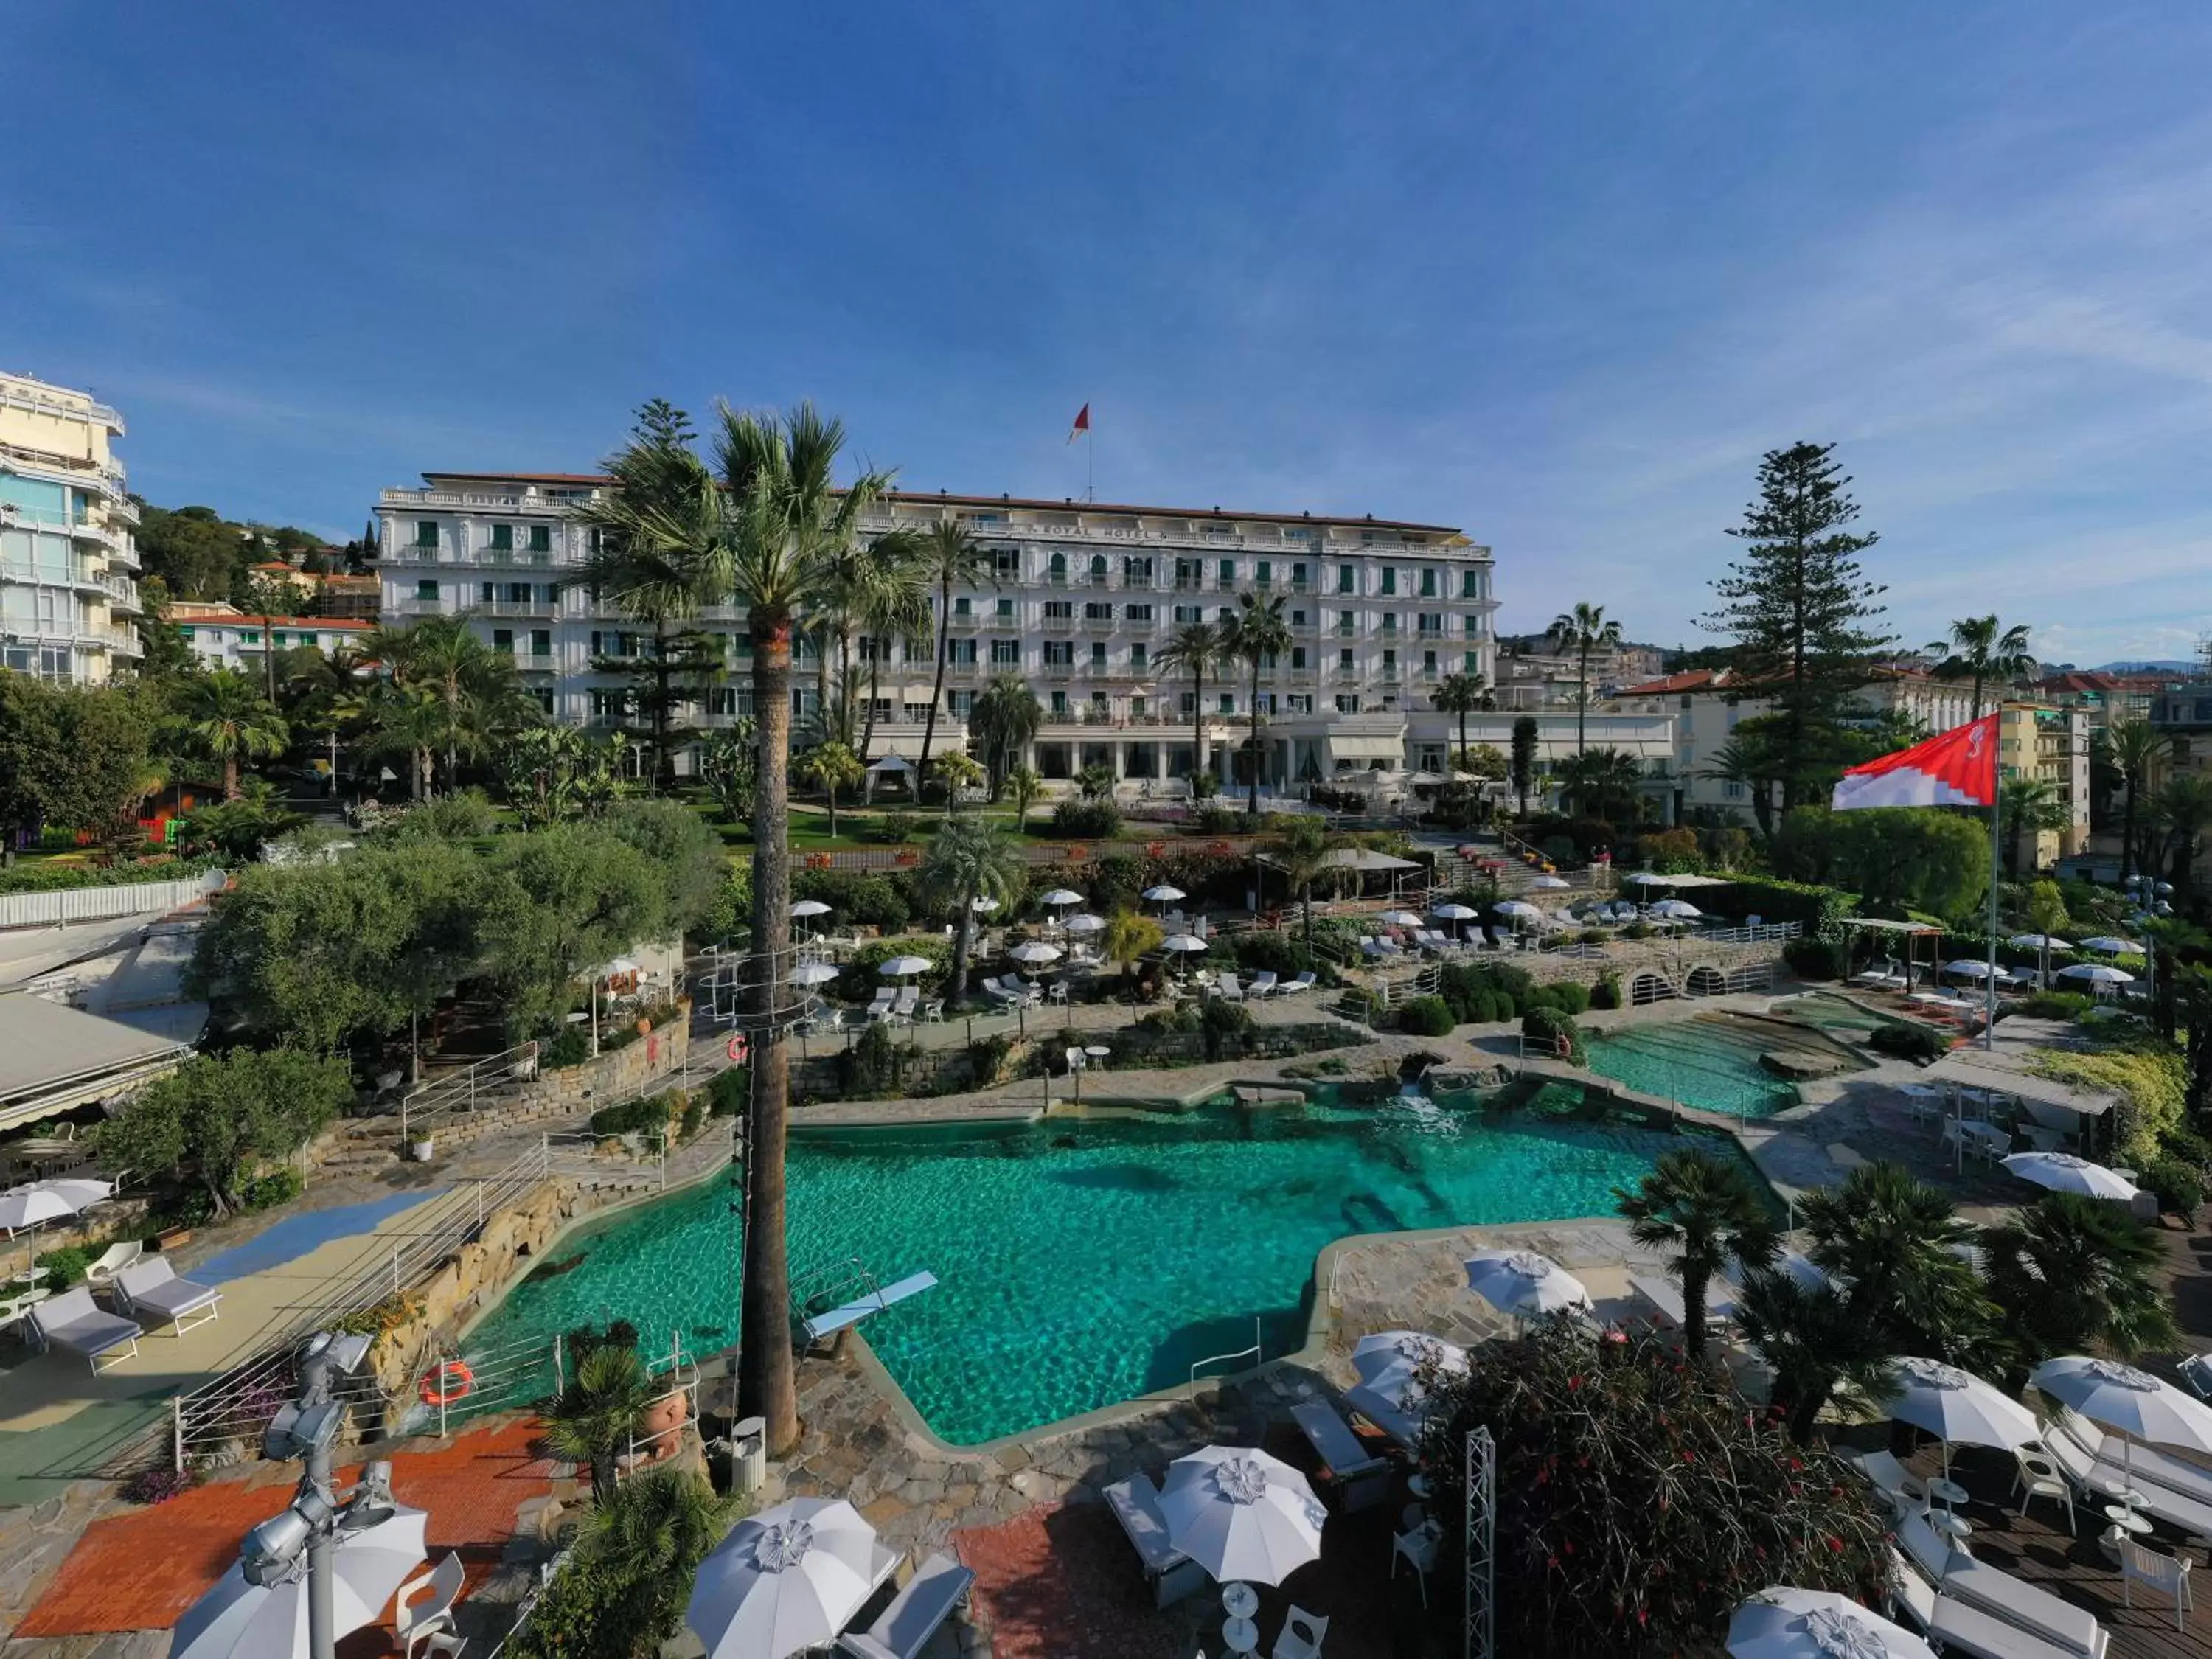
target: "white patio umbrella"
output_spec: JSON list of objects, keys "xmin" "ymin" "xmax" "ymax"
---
[
  {"xmin": 687, "ymin": 1498, "xmax": 884, "ymax": 1659},
  {"xmin": 787, "ymin": 962, "xmax": 841, "ymax": 987},
  {"xmin": 875, "ymin": 955, "xmax": 933, "ymax": 978},
  {"xmin": 0, "ymin": 1178, "xmax": 114, "ymax": 1236},
  {"xmin": 1650, "ymin": 899, "xmax": 1703, "ymax": 919},
  {"xmin": 1040, "ymin": 888, "xmax": 1087, "ymax": 908},
  {"xmin": 1494, "ymin": 900, "xmax": 1541, "ymax": 921},
  {"xmin": 1377, "ymin": 910, "xmax": 1422, "ymax": 928},
  {"xmin": 173, "ymin": 1506, "xmax": 429, "ymax": 1659},
  {"xmin": 1348, "ymin": 1330, "xmax": 1470, "ymax": 1422},
  {"xmin": 1877, "ymin": 1357, "xmax": 2040, "ymax": 1481},
  {"xmin": 1142, "ymin": 883, "xmax": 1187, "ymax": 908},
  {"xmin": 1006, "ymin": 941, "xmax": 1063, "ymax": 967},
  {"xmin": 1161, "ymin": 934, "xmax": 1207, "ymax": 954},
  {"xmin": 1062, "ymin": 913, "xmax": 1107, "ymax": 936},
  {"xmin": 1728, "ymin": 1588, "xmax": 1934, "ymax": 1659},
  {"xmin": 1463, "ymin": 1248, "xmax": 1590, "ymax": 1320},
  {"xmin": 790, "ymin": 900, "xmax": 831, "ymax": 919},
  {"xmin": 1158, "ymin": 1447, "xmax": 1326, "ymax": 1587},
  {"xmin": 2008, "ymin": 933, "xmax": 2072, "ymax": 953},
  {"xmin": 1529, "ymin": 874, "xmax": 1571, "ymax": 890},
  {"xmin": 1942, "ymin": 959, "xmax": 1993, "ymax": 980},
  {"xmin": 2000, "ymin": 1151, "xmax": 2139, "ymax": 1202},
  {"xmin": 1624, "ymin": 872, "xmax": 1671, "ymax": 888},
  {"xmin": 2055, "ymin": 963, "xmax": 2134, "ymax": 987},
  {"xmin": 1430, "ymin": 902, "xmax": 1478, "ymax": 921},
  {"xmin": 2079, "ymin": 936, "xmax": 2138, "ymax": 956},
  {"xmin": 2031, "ymin": 1357, "xmax": 2212, "ymax": 1495}
]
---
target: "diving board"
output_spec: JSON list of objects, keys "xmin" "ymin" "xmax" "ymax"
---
[{"xmin": 801, "ymin": 1270, "xmax": 939, "ymax": 1343}]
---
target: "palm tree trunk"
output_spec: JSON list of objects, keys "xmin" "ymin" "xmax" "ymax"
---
[
  {"xmin": 740, "ymin": 611, "xmax": 799, "ymax": 1456},
  {"xmin": 919, "ymin": 578, "xmax": 950, "ymax": 782},
  {"xmin": 1193, "ymin": 668, "xmax": 1207, "ymax": 784},
  {"xmin": 861, "ymin": 644, "xmax": 881, "ymax": 763},
  {"xmin": 2121, "ymin": 787, "xmax": 2138, "ymax": 884},
  {"xmin": 825, "ymin": 779, "xmax": 838, "ymax": 838},
  {"xmin": 950, "ymin": 906, "xmax": 974, "ymax": 1004},
  {"xmin": 1247, "ymin": 661, "xmax": 1262, "ymax": 816},
  {"xmin": 1576, "ymin": 644, "xmax": 1589, "ymax": 754},
  {"xmin": 223, "ymin": 754, "xmax": 240, "ymax": 801}
]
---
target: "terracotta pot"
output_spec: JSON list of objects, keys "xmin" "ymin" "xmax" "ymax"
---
[
  {"xmin": 635, "ymin": 1017, "xmax": 653, "ymax": 1036},
  {"xmin": 156, "ymin": 1226, "xmax": 192, "ymax": 1251}
]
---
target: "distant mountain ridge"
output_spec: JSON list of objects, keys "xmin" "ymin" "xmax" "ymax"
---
[{"xmin": 2088, "ymin": 659, "xmax": 2198, "ymax": 674}]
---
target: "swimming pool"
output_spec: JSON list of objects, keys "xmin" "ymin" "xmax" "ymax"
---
[
  {"xmin": 463, "ymin": 1093, "xmax": 1761, "ymax": 1445},
  {"xmin": 1586, "ymin": 1020, "xmax": 1801, "ymax": 1119}
]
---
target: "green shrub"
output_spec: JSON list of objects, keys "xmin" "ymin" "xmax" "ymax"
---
[
  {"xmin": 1192, "ymin": 802, "xmax": 1241, "ymax": 835},
  {"xmin": 1577, "ymin": 927, "xmax": 1610, "ymax": 945},
  {"xmin": 1548, "ymin": 982, "xmax": 1590, "ymax": 1016},
  {"xmin": 2144, "ymin": 1158, "xmax": 2203, "ymax": 1226},
  {"xmin": 676, "ymin": 1091, "xmax": 704, "ymax": 1141},
  {"xmin": 1135, "ymin": 1002, "xmax": 1203, "ymax": 1034},
  {"xmin": 1868, "ymin": 1020, "xmax": 1947, "ymax": 1062},
  {"xmin": 837, "ymin": 935, "xmax": 950, "ymax": 1000},
  {"xmin": 2019, "ymin": 990, "xmax": 2094, "ymax": 1020},
  {"xmin": 152, "ymin": 1187, "xmax": 215, "ymax": 1231},
  {"xmin": 1522, "ymin": 1006, "xmax": 1586, "ymax": 1064},
  {"xmin": 878, "ymin": 810, "xmax": 917, "ymax": 844},
  {"xmin": 239, "ymin": 1167, "xmax": 305, "ymax": 1211},
  {"xmin": 1697, "ymin": 874, "xmax": 1858, "ymax": 939},
  {"xmin": 791, "ymin": 869, "xmax": 912, "ymax": 931},
  {"xmin": 1050, "ymin": 798, "xmax": 1122, "ymax": 838},
  {"xmin": 40, "ymin": 1244, "xmax": 93, "ymax": 1293},
  {"xmin": 590, "ymin": 1092, "xmax": 674, "ymax": 1138},
  {"xmin": 1200, "ymin": 996, "xmax": 1254, "ymax": 1060},
  {"xmin": 543, "ymin": 1025, "xmax": 591, "ymax": 1068},
  {"xmin": 1397, "ymin": 995, "xmax": 1456, "ymax": 1037},
  {"xmin": 1622, "ymin": 921, "xmax": 1655, "ymax": 939},
  {"xmin": 1225, "ymin": 930, "xmax": 1310, "ymax": 976},
  {"xmin": 1783, "ymin": 938, "xmax": 1848, "ymax": 980},
  {"xmin": 707, "ymin": 1066, "xmax": 748, "ymax": 1118},
  {"xmin": 967, "ymin": 1033, "xmax": 1014, "ymax": 1087},
  {"xmin": 836, "ymin": 1022, "xmax": 912, "ymax": 1096},
  {"xmin": 1590, "ymin": 974, "xmax": 1623, "ymax": 1011},
  {"xmin": 2163, "ymin": 1127, "xmax": 2212, "ymax": 1171},
  {"xmin": 0, "ymin": 855, "xmax": 223, "ymax": 897}
]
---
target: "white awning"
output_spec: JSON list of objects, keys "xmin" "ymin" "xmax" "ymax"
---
[
  {"xmin": 1327, "ymin": 735, "xmax": 1408, "ymax": 762},
  {"xmin": 1924, "ymin": 1049, "xmax": 2117, "ymax": 1118}
]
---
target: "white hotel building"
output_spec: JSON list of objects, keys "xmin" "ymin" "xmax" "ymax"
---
[
  {"xmin": 373, "ymin": 473, "xmax": 1509, "ymax": 785},
  {"xmin": 0, "ymin": 372, "xmax": 143, "ymax": 684}
]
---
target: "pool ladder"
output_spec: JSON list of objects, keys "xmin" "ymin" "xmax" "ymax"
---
[{"xmin": 1188, "ymin": 1316, "xmax": 1265, "ymax": 1402}]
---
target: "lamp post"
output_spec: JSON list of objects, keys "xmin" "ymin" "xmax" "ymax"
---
[{"xmin": 246, "ymin": 1331, "xmax": 380, "ymax": 1659}]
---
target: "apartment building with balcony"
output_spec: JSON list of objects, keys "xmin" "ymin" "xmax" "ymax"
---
[
  {"xmin": 165, "ymin": 600, "xmax": 375, "ymax": 672},
  {"xmin": 0, "ymin": 371, "xmax": 142, "ymax": 683},
  {"xmin": 372, "ymin": 474, "xmax": 1503, "ymax": 782}
]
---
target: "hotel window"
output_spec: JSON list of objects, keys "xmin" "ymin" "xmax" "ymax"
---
[
  {"xmin": 1287, "ymin": 694, "xmax": 1312, "ymax": 714},
  {"xmin": 990, "ymin": 638, "xmax": 1021, "ymax": 665},
  {"xmin": 478, "ymin": 582, "xmax": 495, "ymax": 605},
  {"xmin": 1090, "ymin": 691, "xmax": 1110, "ymax": 713},
  {"xmin": 1175, "ymin": 557, "xmax": 1203, "ymax": 589},
  {"xmin": 709, "ymin": 687, "xmax": 739, "ymax": 716},
  {"xmin": 1255, "ymin": 692, "xmax": 1276, "ymax": 715},
  {"xmin": 1044, "ymin": 599, "xmax": 1073, "ymax": 621},
  {"xmin": 1088, "ymin": 554, "xmax": 1108, "ymax": 584},
  {"xmin": 414, "ymin": 580, "xmax": 438, "ymax": 601},
  {"xmin": 1173, "ymin": 605, "xmax": 1200, "ymax": 625},
  {"xmin": 1419, "ymin": 568, "xmax": 1437, "ymax": 597},
  {"xmin": 1291, "ymin": 646, "xmax": 1307, "ymax": 669},
  {"xmin": 1380, "ymin": 568, "xmax": 1397, "ymax": 596},
  {"xmin": 1382, "ymin": 648, "xmax": 1398, "ymax": 672},
  {"xmin": 1130, "ymin": 642, "xmax": 1149, "ymax": 669},
  {"xmin": 1336, "ymin": 694, "xmax": 1361, "ymax": 714},
  {"xmin": 1255, "ymin": 559, "xmax": 1272, "ymax": 587},
  {"xmin": 1122, "ymin": 556, "xmax": 1153, "ymax": 584},
  {"xmin": 493, "ymin": 627, "xmax": 515, "ymax": 650},
  {"xmin": 507, "ymin": 582, "xmax": 532, "ymax": 604},
  {"xmin": 951, "ymin": 639, "xmax": 978, "ymax": 665},
  {"xmin": 947, "ymin": 689, "xmax": 975, "ymax": 716},
  {"xmin": 414, "ymin": 522, "xmax": 439, "ymax": 549},
  {"xmin": 1217, "ymin": 605, "xmax": 1235, "ymax": 625},
  {"xmin": 1290, "ymin": 609, "xmax": 1307, "ymax": 628},
  {"xmin": 1131, "ymin": 695, "xmax": 1148, "ymax": 717},
  {"xmin": 953, "ymin": 595, "xmax": 973, "ymax": 617},
  {"xmin": 993, "ymin": 546, "xmax": 1020, "ymax": 577},
  {"xmin": 1043, "ymin": 640, "xmax": 1074, "ymax": 667},
  {"xmin": 531, "ymin": 629, "xmax": 552, "ymax": 656},
  {"xmin": 490, "ymin": 524, "xmax": 513, "ymax": 552},
  {"xmin": 1217, "ymin": 558, "xmax": 1235, "ymax": 585},
  {"xmin": 1416, "ymin": 613, "xmax": 1441, "ymax": 636},
  {"xmin": 1090, "ymin": 641, "xmax": 1107, "ymax": 668},
  {"xmin": 996, "ymin": 597, "xmax": 1015, "ymax": 619},
  {"xmin": 1085, "ymin": 601, "xmax": 1113, "ymax": 622},
  {"xmin": 1337, "ymin": 610, "xmax": 1354, "ymax": 636},
  {"xmin": 1337, "ymin": 564, "xmax": 1355, "ymax": 594},
  {"xmin": 1463, "ymin": 650, "xmax": 1479, "ymax": 674},
  {"xmin": 532, "ymin": 686, "xmax": 554, "ymax": 714},
  {"xmin": 1460, "ymin": 568, "xmax": 1482, "ymax": 599},
  {"xmin": 1339, "ymin": 648, "xmax": 1354, "ymax": 672},
  {"xmin": 1180, "ymin": 691, "xmax": 1197, "ymax": 716},
  {"xmin": 1047, "ymin": 552, "xmax": 1068, "ymax": 582},
  {"xmin": 528, "ymin": 524, "xmax": 552, "ymax": 553},
  {"xmin": 1422, "ymin": 650, "xmax": 1438, "ymax": 675},
  {"xmin": 1380, "ymin": 613, "xmax": 1399, "ymax": 634},
  {"xmin": 905, "ymin": 635, "xmax": 932, "ymax": 662},
  {"xmin": 1051, "ymin": 691, "xmax": 1069, "ymax": 715},
  {"xmin": 1292, "ymin": 562, "xmax": 1308, "ymax": 589},
  {"xmin": 1218, "ymin": 692, "xmax": 1235, "ymax": 714},
  {"xmin": 589, "ymin": 689, "xmax": 626, "ymax": 720},
  {"xmin": 1124, "ymin": 602, "xmax": 1152, "ymax": 622}
]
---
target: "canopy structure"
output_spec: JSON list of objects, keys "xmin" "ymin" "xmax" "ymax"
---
[
  {"xmin": 0, "ymin": 992, "xmax": 193, "ymax": 1134},
  {"xmin": 1318, "ymin": 848, "xmax": 1422, "ymax": 873},
  {"xmin": 1924, "ymin": 1049, "xmax": 2117, "ymax": 1121},
  {"xmin": 865, "ymin": 754, "xmax": 916, "ymax": 773},
  {"xmin": 1622, "ymin": 872, "xmax": 1737, "ymax": 888}
]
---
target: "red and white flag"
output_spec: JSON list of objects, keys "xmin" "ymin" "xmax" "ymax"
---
[
  {"xmin": 1832, "ymin": 713, "xmax": 1997, "ymax": 810},
  {"xmin": 1067, "ymin": 403, "xmax": 1091, "ymax": 444}
]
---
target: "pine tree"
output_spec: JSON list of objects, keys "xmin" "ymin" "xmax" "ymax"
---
[{"xmin": 1702, "ymin": 443, "xmax": 1893, "ymax": 811}]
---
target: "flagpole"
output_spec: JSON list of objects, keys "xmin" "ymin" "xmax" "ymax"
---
[
  {"xmin": 1086, "ymin": 413, "xmax": 1094, "ymax": 504},
  {"xmin": 1986, "ymin": 726, "xmax": 2000, "ymax": 1051}
]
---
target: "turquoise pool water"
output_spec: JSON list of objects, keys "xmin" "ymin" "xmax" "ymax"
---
[
  {"xmin": 465, "ymin": 1093, "xmax": 1756, "ymax": 1444},
  {"xmin": 1586, "ymin": 1020, "xmax": 1798, "ymax": 1119}
]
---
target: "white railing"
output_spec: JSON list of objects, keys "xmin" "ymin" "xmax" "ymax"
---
[
  {"xmin": 0, "ymin": 869, "xmax": 225, "ymax": 931},
  {"xmin": 1188, "ymin": 1317, "xmax": 1265, "ymax": 1399},
  {"xmin": 396, "ymin": 1041, "xmax": 541, "ymax": 1141}
]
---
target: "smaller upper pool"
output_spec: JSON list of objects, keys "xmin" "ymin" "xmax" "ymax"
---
[{"xmin": 1586, "ymin": 1019, "xmax": 1800, "ymax": 1119}]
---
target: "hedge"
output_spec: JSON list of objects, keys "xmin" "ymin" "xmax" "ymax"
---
[
  {"xmin": 1783, "ymin": 937, "xmax": 1848, "ymax": 980},
  {"xmin": 1696, "ymin": 876, "xmax": 1857, "ymax": 939},
  {"xmin": 1397, "ymin": 995, "xmax": 1456, "ymax": 1037},
  {"xmin": 0, "ymin": 855, "xmax": 223, "ymax": 896},
  {"xmin": 1523, "ymin": 1006, "xmax": 1587, "ymax": 1064}
]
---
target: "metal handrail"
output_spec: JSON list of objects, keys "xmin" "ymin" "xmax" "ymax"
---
[{"xmin": 1188, "ymin": 1317, "xmax": 1265, "ymax": 1399}]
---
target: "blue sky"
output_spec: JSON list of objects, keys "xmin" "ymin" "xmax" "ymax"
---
[{"xmin": 10, "ymin": 2, "xmax": 2212, "ymax": 665}]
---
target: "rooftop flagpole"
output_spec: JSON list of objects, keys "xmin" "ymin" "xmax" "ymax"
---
[{"xmin": 1987, "ymin": 708, "xmax": 2002, "ymax": 1050}]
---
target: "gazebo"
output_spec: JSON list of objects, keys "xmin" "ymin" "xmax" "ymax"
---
[{"xmin": 1841, "ymin": 917, "xmax": 1945, "ymax": 989}]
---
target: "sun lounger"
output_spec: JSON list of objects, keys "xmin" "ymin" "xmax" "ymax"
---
[
  {"xmin": 1627, "ymin": 1273, "xmax": 1736, "ymax": 1334},
  {"xmin": 1105, "ymin": 1473, "xmax": 1206, "ymax": 1607},
  {"xmin": 866, "ymin": 989, "xmax": 895, "ymax": 1022},
  {"xmin": 1216, "ymin": 973, "xmax": 1245, "ymax": 1002},
  {"xmin": 1284, "ymin": 971, "xmax": 1318, "ymax": 994},
  {"xmin": 112, "ymin": 1257, "xmax": 222, "ymax": 1336},
  {"xmin": 1360, "ymin": 938, "xmax": 1385, "ymax": 961},
  {"xmin": 1894, "ymin": 1511, "xmax": 2107, "ymax": 1657},
  {"xmin": 31, "ymin": 1285, "xmax": 141, "ymax": 1373},
  {"xmin": 2180, "ymin": 1353, "xmax": 2212, "ymax": 1402},
  {"xmin": 891, "ymin": 986, "xmax": 919, "ymax": 1022},
  {"xmin": 2051, "ymin": 1408, "xmax": 2212, "ymax": 1512},
  {"xmin": 837, "ymin": 1550, "xmax": 975, "ymax": 1659},
  {"xmin": 1841, "ymin": 1448, "xmax": 1928, "ymax": 1513},
  {"xmin": 1889, "ymin": 1548, "xmax": 2103, "ymax": 1659},
  {"xmin": 1290, "ymin": 1400, "xmax": 1391, "ymax": 1512},
  {"xmin": 1248, "ymin": 971, "xmax": 1279, "ymax": 998}
]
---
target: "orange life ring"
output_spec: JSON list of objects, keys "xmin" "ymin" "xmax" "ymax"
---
[{"xmin": 420, "ymin": 1358, "xmax": 474, "ymax": 1407}]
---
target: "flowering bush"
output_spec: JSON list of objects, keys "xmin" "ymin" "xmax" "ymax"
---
[
  {"xmin": 1416, "ymin": 1320, "xmax": 1887, "ymax": 1657},
  {"xmin": 121, "ymin": 1464, "xmax": 200, "ymax": 1505}
]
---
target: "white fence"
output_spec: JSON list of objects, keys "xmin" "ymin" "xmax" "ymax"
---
[{"xmin": 0, "ymin": 869, "xmax": 226, "ymax": 931}]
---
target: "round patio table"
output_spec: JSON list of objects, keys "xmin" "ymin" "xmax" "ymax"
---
[
  {"xmin": 1084, "ymin": 1045, "xmax": 1111, "ymax": 1068},
  {"xmin": 1222, "ymin": 1616, "xmax": 1259, "ymax": 1655},
  {"xmin": 1222, "ymin": 1583, "xmax": 1259, "ymax": 1619}
]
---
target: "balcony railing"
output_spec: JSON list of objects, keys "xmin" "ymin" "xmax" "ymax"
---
[
  {"xmin": 1082, "ymin": 614, "xmax": 1116, "ymax": 632},
  {"xmin": 480, "ymin": 599, "xmax": 557, "ymax": 619},
  {"xmin": 1041, "ymin": 613, "xmax": 1077, "ymax": 631}
]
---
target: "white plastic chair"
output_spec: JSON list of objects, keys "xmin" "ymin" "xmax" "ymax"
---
[
  {"xmin": 396, "ymin": 1553, "xmax": 466, "ymax": 1659},
  {"xmin": 2011, "ymin": 1446, "xmax": 2075, "ymax": 1532},
  {"xmin": 1392, "ymin": 1514, "xmax": 1439, "ymax": 1607},
  {"xmin": 1273, "ymin": 1606, "xmax": 1328, "ymax": 1659},
  {"xmin": 2121, "ymin": 1537, "xmax": 2194, "ymax": 1630}
]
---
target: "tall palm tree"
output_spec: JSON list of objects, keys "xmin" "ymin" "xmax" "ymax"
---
[
  {"xmin": 1999, "ymin": 776, "xmax": 2067, "ymax": 878},
  {"xmin": 917, "ymin": 815, "xmax": 1027, "ymax": 1004},
  {"xmin": 1554, "ymin": 746, "xmax": 1645, "ymax": 826},
  {"xmin": 795, "ymin": 740, "xmax": 864, "ymax": 838},
  {"xmin": 543, "ymin": 1342, "xmax": 656, "ymax": 1502},
  {"xmin": 1703, "ymin": 734, "xmax": 1781, "ymax": 841},
  {"xmin": 1157, "ymin": 620, "xmax": 1227, "ymax": 789},
  {"xmin": 1432, "ymin": 670, "xmax": 1491, "ymax": 770},
  {"xmin": 1981, "ymin": 1194, "xmax": 2177, "ymax": 1380},
  {"xmin": 1222, "ymin": 593, "xmax": 1291, "ymax": 815},
  {"xmin": 968, "ymin": 671, "xmax": 1042, "ymax": 791},
  {"xmin": 1796, "ymin": 1162, "xmax": 1992, "ymax": 1363},
  {"xmin": 1006, "ymin": 763, "xmax": 1043, "ymax": 830},
  {"xmin": 813, "ymin": 523, "xmax": 927, "ymax": 754},
  {"xmin": 1548, "ymin": 602, "xmax": 1622, "ymax": 754},
  {"xmin": 365, "ymin": 613, "xmax": 532, "ymax": 787},
  {"xmin": 2106, "ymin": 717, "xmax": 2166, "ymax": 884},
  {"xmin": 1269, "ymin": 812, "xmax": 1335, "ymax": 953},
  {"xmin": 576, "ymin": 419, "xmax": 733, "ymax": 790},
  {"xmin": 170, "ymin": 669, "xmax": 288, "ymax": 800},
  {"xmin": 358, "ymin": 681, "xmax": 447, "ymax": 801},
  {"xmin": 1614, "ymin": 1150, "xmax": 1779, "ymax": 1362},
  {"xmin": 851, "ymin": 535, "xmax": 931, "ymax": 762},
  {"xmin": 914, "ymin": 519, "xmax": 993, "ymax": 784},
  {"xmin": 714, "ymin": 401, "xmax": 900, "ymax": 1457},
  {"xmin": 1924, "ymin": 616, "xmax": 2034, "ymax": 720},
  {"xmin": 2153, "ymin": 772, "xmax": 2212, "ymax": 912}
]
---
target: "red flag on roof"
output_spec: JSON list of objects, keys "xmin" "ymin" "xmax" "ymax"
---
[
  {"xmin": 1067, "ymin": 403, "xmax": 1091, "ymax": 443},
  {"xmin": 1832, "ymin": 713, "xmax": 1998, "ymax": 810}
]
